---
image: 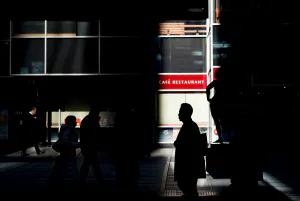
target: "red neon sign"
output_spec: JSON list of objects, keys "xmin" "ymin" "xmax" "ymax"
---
[{"xmin": 158, "ymin": 74, "xmax": 207, "ymax": 90}]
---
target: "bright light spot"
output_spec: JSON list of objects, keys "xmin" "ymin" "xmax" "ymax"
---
[{"xmin": 263, "ymin": 172, "xmax": 294, "ymax": 192}]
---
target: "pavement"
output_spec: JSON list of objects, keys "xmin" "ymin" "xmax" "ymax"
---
[{"xmin": 0, "ymin": 146, "xmax": 299, "ymax": 201}]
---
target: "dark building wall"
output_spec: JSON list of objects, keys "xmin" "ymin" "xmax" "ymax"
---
[{"xmin": 215, "ymin": 1, "xmax": 298, "ymax": 154}]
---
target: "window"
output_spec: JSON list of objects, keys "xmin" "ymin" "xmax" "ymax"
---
[
  {"xmin": 11, "ymin": 39, "xmax": 45, "ymax": 74},
  {"xmin": 213, "ymin": 25, "xmax": 231, "ymax": 66},
  {"xmin": 12, "ymin": 21, "xmax": 45, "ymax": 37},
  {"xmin": 158, "ymin": 93, "xmax": 186, "ymax": 126},
  {"xmin": 158, "ymin": 93, "xmax": 209, "ymax": 127},
  {"xmin": 158, "ymin": 37, "xmax": 206, "ymax": 73},
  {"xmin": 100, "ymin": 37, "xmax": 147, "ymax": 74},
  {"xmin": 46, "ymin": 38, "xmax": 99, "ymax": 74},
  {"xmin": 47, "ymin": 21, "xmax": 98, "ymax": 36},
  {"xmin": 214, "ymin": 0, "xmax": 231, "ymax": 24},
  {"xmin": 185, "ymin": 93, "xmax": 209, "ymax": 124}
]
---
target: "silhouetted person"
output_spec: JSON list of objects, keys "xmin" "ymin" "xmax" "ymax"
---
[
  {"xmin": 113, "ymin": 108, "xmax": 141, "ymax": 193},
  {"xmin": 77, "ymin": 107, "xmax": 103, "ymax": 185},
  {"xmin": 21, "ymin": 106, "xmax": 44, "ymax": 156},
  {"xmin": 48, "ymin": 115, "xmax": 80, "ymax": 186},
  {"xmin": 206, "ymin": 69, "xmax": 227, "ymax": 143},
  {"xmin": 174, "ymin": 103, "xmax": 207, "ymax": 200}
]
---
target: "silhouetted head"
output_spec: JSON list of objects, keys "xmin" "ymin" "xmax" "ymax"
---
[
  {"xmin": 29, "ymin": 106, "xmax": 37, "ymax": 115},
  {"xmin": 65, "ymin": 115, "xmax": 77, "ymax": 127},
  {"xmin": 178, "ymin": 103, "xmax": 193, "ymax": 122}
]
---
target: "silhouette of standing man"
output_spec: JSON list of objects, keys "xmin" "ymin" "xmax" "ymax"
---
[
  {"xmin": 77, "ymin": 107, "xmax": 103, "ymax": 185},
  {"xmin": 206, "ymin": 68, "xmax": 226, "ymax": 143},
  {"xmin": 174, "ymin": 103, "xmax": 206, "ymax": 200},
  {"xmin": 21, "ymin": 106, "xmax": 45, "ymax": 156}
]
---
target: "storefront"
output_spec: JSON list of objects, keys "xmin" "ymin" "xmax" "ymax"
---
[
  {"xmin": 47, "ymin": 109, "xmax": 116, "ymax": 142},
  {"xmin": 40, "ymin": 74, "xmax": 153, "ymax": 142},
  {"xmin": 3, "ymin": 13, "xmax": 230, "ymax": 148},
  {"xmin": 156, "ymin": 73, "xmax": 210, "ymax": 144},
  {"xmin": 155, "ymin": 0, "xmax": 232, "ymax": 145},
  {"xmin": 155, "ymin": 19, "xmax": 212, "ymax": 144}
]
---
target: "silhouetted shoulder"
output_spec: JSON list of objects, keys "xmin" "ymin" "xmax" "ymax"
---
[
  {"xmin": 80, "ymin": 115, "xmax": 90, "ymax": 130},
  {"xmin": 80, "ymin": 116, "xmax": 87, "ymax": 124},
  {"xmin": 192, "ymin": 120, "xmax": 200, "ymax": 130},
  {"xmin": 184, "ymin": 120, "xmax": 199, "ymax": 132}
]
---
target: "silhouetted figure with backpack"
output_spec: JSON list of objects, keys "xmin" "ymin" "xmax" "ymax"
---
[{"xmin": 48, "ymin": 115, "xmax": 79, "ymax": 187}]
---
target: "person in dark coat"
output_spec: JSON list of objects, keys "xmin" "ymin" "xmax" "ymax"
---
[
  {"xmin": 21, "ymin": 106, "xmax": 44, "ymax": 156},
  {"xmin": 77, "ymin": 107, "xmax": 103, "ymax": 184},
  {"xmin": 174, "ymin": 103, "xmax": 207, "ymax": 200}
]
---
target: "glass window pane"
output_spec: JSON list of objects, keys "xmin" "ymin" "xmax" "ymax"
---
[
  {"xmin": 46, "ymin": 38, "xmax": 99, "ymax": 74},
  {"xmin": 12, "ymin": 21, "xmax": 45, "ymax": 37},
  {"xmin": 47, "ymin": 21, "xmax": 98, "ymax": 36},
  {"xmin": 158, "ymin": 37, "xmax": 206, "ymax": 73},
  {"xmin": 11, "ymin": 39, "xmax": 45, "ymax": 74},
  {"xmin": 76, "ymin": 21, "xmax": 98, "ymax": 36},
  {"xmin": 158, "ymin": 93, "xmax": 185, "ymax": 126},
  {"xmin": 213, "ymin": 25, "xmax": 231, "ymax": 66},
  {"xmin": 215, "ymin": 0, "xmax": 231, "ymax": 24},
  {"xmin": 185, "ymin": 93, "xmax": 209, "ymax": 125}
]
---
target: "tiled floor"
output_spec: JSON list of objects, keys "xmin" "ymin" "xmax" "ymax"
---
[
  {"xmin": 0, "ymin": 146, "xmax": 299, "ymax": 200},
  {"xmin": 162, "ymin": 149, "xmax": 224, "ymax": 197},
  {"xmin": 0, "ymin": 147, "xmax": 171, "ymax": 196},
  {"xmin": 160, "ymin": 149, "xmax": 300, "ymax": 200}
]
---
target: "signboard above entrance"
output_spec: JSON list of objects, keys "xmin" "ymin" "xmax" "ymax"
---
[{"xmin": 158, "ymin": 74, "xmax": 207, "ymax": 91}]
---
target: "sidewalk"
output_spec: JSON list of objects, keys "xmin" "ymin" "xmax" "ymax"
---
[
  {"xmin": 0, "ymin": 146, "xmax": 298, "ymax": 200},
  {"xmin": 263, "ymin": 154, "xmax": 300, "ymax": 201},
  {"xmin": 161, "ymin": 149, "xmax": 298, "ymax": 201},
  {"xmin": 0, "ymin": 146, "xmax": 171, "ymax": 198}
]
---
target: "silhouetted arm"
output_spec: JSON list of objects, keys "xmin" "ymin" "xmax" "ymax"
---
[{"xmin": 206, "ymin": 81, "xmax": 216, "ymax": 102}]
